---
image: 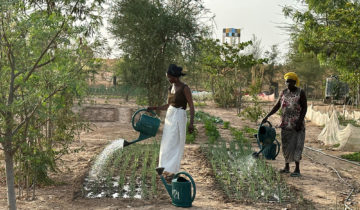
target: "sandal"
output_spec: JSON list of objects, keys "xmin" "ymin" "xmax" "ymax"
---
[
  {"xmin": 280, "ymin": 168, "xmax": 290, "ymax": 173},
  {"xmin": 290, "ymin": 172, "xmax": 301, "ymax": 177}
]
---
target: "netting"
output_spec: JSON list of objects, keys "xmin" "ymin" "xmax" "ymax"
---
[
  {"xmin": 306, "ymin": 105, "xmax": 360, "ymax": 151},
  {"xmin": 305, "ymin": 104, "xmax": 330, "ymax": 126}
]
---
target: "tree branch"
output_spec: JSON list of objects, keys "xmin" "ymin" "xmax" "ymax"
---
[
  {"xmin": 10, "ymin": 85, "xmax": 67, "ymax": 138},
  {"xmin": 14, "ymin": 57, "xmax": 56, "ymax": 77},
  {"xmin": 35, "ymin": 57, "xmax": 56, "ymax": 69},
  {"xmin": 14, "ymin": 0, "xmax": 82, "ymax": 92}
]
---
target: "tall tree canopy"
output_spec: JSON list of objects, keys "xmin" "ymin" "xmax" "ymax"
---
[
  {"xmin": 109, "ymin": 0, "xmax": 211, "ymax": 105},
  {"xmin": 284, "ymin": 0, "xmax": 360, "ymax": 101}
]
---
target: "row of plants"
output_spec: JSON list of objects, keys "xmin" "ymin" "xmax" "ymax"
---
[
  {"xmin": 338, "ymin": 115, "xmax": 360, "ymax": 127},
  {"xmin": 341, "ymin": 152, "xmax": 360, "ymax": 162},
  {"xmin": 201, "ymin": 141, "xmax": 294, "ymax": 203},
  {"xmin": 196, "ymin": 111, "xmax": 297, "ymax": 204},
  {"xmin": 185, "ymin": 110, "xmax": 223, "ymax": 144},
  {"xmin": 83, "ymin": 141, "xmax": 160, "ymax": 199},
  {"xmin": 195, "ymin": 111, "xmax": 222, "ymax": 144}
]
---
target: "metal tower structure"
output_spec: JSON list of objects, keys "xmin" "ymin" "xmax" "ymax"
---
[{"xmin": 222, "ymin": 28, "xmax": 241, "ymax": 46}]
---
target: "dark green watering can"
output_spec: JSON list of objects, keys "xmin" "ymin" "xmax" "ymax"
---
[
  {"xmin": 156, "ymin": 167, "xmax": 196, "ymax": 208},
  {"xmin": 123, "ymin": 108, "xmax": 161, "ymax": 147},
  {"xmin": 252, "ymin": 121, "xmax": 280, "ymax": 160}
]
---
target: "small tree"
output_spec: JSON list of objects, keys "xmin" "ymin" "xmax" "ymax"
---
[
  {"xmin": 0, "ymin": 1, "xmax": 103, "ymax": 209},
  {"xmin": 198, "ymin": 38, "xmax": 267, "ymax": 110},
  {"xmin": 109, "ymin": 0, "xmax": 211, "ymax": 106}
]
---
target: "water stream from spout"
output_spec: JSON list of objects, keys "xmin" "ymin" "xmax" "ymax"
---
[{"xmin": 88, "ymin": 139, "xmax": 125, "ymax": 179}]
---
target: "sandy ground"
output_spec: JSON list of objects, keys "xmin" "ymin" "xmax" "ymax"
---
[{"xmin": 0, "ymin": 98, "xmax": 359, "ymax": 209}]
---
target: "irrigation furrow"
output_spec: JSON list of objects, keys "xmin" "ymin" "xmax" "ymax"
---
[
  {"xmin": 303, "ymin": 150, "xmax": 358, "ymax": 209},
  {"xmin": 304, "ymin": 146, "xmax": 360, "ymax": 167}
]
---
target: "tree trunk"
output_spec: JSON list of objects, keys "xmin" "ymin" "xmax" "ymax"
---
[{"xmin": 4, "ymin": 147, "xmax": 17, "ymax": 210}]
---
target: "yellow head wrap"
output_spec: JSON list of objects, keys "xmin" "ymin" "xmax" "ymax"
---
[{"xmin": 284, "ymin": 72, "xmax": 300, "ymax": 87}]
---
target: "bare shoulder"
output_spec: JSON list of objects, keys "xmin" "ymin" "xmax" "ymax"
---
[{"xmin": 183, "ymin": 83, "xmax": 191, "ymax": 92}]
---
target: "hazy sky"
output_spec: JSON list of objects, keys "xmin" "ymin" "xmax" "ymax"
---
[
  {"xmin": 203, "ymin": 0, "xmax": 303, "ymax": 60},
  {"xmin": 103, "ymin": 0, "xmax": 304, "ymax": 60}
]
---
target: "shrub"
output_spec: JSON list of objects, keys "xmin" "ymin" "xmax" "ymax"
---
[{"xmin": 223, "ymin": 121, "xmax": 230, "ymax": 129}]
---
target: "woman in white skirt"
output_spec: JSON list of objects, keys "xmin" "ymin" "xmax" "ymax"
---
[{"xmin": 147, "ymin": 64, "xmax": 195, "ymax": 179}]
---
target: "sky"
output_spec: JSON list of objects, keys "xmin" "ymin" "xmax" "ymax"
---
[
  {"xmin": 202, "ymin": 0, "xmax": 303, "ymax": 61},
  {"xmin": 103, "ymin": 0, "xmax": 304, "ymax": 61}
]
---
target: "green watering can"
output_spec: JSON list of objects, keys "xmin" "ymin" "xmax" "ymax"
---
[
  {"xmin": 252, "ymin": 120, "xmax": 280, "ymax": 160},
  {"xmin": 123, "ymin": 108, "xmax": 161, "ymax": 147},
  {"xmin": 156, "ymin": 167, "xmax": 196, "ymax": 208}
]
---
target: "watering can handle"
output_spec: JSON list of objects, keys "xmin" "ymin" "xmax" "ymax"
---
[
  {"xmin": 174, "ymin": 172, "xmax": 196, "ymax": 202},
  {"xmin": 274, "ymin": 138, "xmax": 281, "ymax": 159},
  {"xmin": 131, "ymin": 108, "xmax": 157, "ymax": 131},
  {"xmin": 260, "ymin": 120, "xmax": 272, "ymax": 128}
]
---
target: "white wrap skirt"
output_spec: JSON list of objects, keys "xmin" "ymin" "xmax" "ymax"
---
[{"xmin": 158, "ymin": 105, "xmax": 187, "ymax": 173}]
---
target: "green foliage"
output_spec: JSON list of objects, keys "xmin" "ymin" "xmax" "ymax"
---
[
  {"xmin": 341, "ymin": 152, "xmax": 360, "ymax": 162},
  {"xmin": 201, "ymin": 140, "xmax": 294, "ymax": 203},
  {"xmin": 240, "ymin": 98, "xmax": 265, "ymax": 124},
  {"xmin": 241, "ymin": 105, "xmax": 264, "ymax": 124},
  {"xmin": 240, "ymin": 81, "xmax": 265, "ymax": 123},
  {"xmin": 186, "ymin": 123, "xmax": 198, "ymax": 144},
  {"xmin": 194, "ymin": 111, "xmax": 223, "ymax": 124},
  {"xmin": 198, "ymin": 38, "xmax": 267, "ymax": 108},
  {"xmin": 338, "ymin": 115, "xmax": 360, "ymax": 127},
  {"xmin": 284, "ymin": 0, "xmax": 360, "ymax": 101},
  {"xmin": 194, "ymin": 101, "xmax": 207, "ymax": 107},
  {"xmin": 223, "ymin": 121, "xmax": 230, "ymax": 129},
  {"xmin": 204, "ymin": 120, "xmax": 220, "ymax": 144},
  {"xmin": 84, "ymin": 141, "xmax": 160, "ymax": 199},
  {"xmin": 242, "ymin": 126, "xmax": 258, "ymax": 135},
  {"xmin": 109, "ymin": 0, "xmax": 211, "ymax": 106},
  {"xmin": 229, "ymin": 127, "xmax": 249, "ymax": 144},
  {"xmin": 286, "ymin": 51, "xmax": 327, "ymax": 98},
  {"xmin": 0, "ymin": 0, "xmax": 103, "ymax": 203}
]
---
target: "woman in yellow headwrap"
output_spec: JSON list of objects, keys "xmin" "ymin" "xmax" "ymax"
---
[{"xmin": 262, "ymin": 72, "xmax": 307, "ymax": 177}]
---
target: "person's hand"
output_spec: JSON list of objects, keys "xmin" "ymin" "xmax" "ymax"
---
[
  {"xmin": 261, "ymin": 116, "xmax": 269, "ymax": 125},
  {"xmin": 295, "ymin": 120, "xmax": 303, "ymax": 132},
  {"xmin": 188, "ymin": 123, "xmax": 194, "ymax": 134},
  {"xmin": 147, "ymin": 106, "xmax": 156, "ymax": 111}
]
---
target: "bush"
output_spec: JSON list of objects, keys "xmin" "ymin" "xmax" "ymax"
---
[
  {"xmin": 240, "ymin": 105, "xmax": 264, "ymax": 124},
  {"xmin": 204, "ymin": 120, "xmax": 220, "ymax": 144},
  {"xmin": 223, "ymin": 121, "xmax": 230, "ymax": 129}
]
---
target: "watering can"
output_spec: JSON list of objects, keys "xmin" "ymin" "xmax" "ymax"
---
[
  {"xmin": 252, "ymin": 120, "xmax": 280, "ymax": 160},
  {"xmin": 156, "ymin": 167, "xmax": 196, "ymax": 208},
  {"xmin": 123, "ymin": 108, "xmax": 161, "ymax": 147}
]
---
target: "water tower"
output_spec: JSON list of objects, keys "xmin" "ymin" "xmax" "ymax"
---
[{"xmin": 222, "ymin": 28, "xmax": 241, "ymax": 46}]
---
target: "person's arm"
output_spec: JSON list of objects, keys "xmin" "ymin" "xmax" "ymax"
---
[
  {"xmin": 184, "ymin": 85, "xmax": 195, "ymax": 133},
  {"xmin": 295, "ymin": 89, "xmax": 307, "ymax": 131},
  {"xmin": 147, "ymin": 104, "xmax": 169, "ymax": 111},
  {"xmin": 262, "ymin": 92, "xmax": 282, "ymax": 124}
]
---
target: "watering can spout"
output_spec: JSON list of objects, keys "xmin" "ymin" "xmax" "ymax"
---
[
  {"xmin": 156, "ymin": 167, "xmax": 173, "ymax": 197},
  {"xmin": 123, "ymin": 108, "xmax": 160, "ymax": 147}
]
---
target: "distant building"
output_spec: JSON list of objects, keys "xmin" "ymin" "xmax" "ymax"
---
[{"xmin": 222, "ymin": 28, "xmax": 241, "ymax": 46}]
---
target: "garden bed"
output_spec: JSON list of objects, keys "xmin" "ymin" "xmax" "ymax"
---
[{"xmin": 83, "ymin": 141, "xmax": 162, "ymax": 199}]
